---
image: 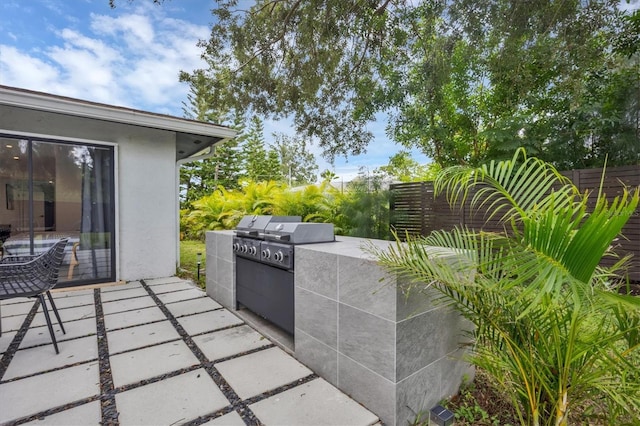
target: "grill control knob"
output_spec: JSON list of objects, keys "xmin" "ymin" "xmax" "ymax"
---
[
  {"xmin": 232, "ymin": 242, "xmax": 240, "ymax": 251},
  {"xmin": 241, "ymin": 244, "xmax": 248, "ymax": 253},
  {"xmin": 262, "ymin": 248, "xmax": 271, "ymax": 259},
  {"xmin": 274, "ymin": 250, "xmax": 284, "ymax": 262},
  {"xmin": 249, "ymin": 246, "xmax": 257, "ymax": 255}
]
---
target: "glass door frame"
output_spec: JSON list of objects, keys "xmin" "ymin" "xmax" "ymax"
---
[{"xmin": 0, "ymin": 131, "xmax": 117, "ymax": 287}]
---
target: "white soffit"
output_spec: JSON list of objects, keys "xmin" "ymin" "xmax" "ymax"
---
[{"xmin": 0, "ymin": 85, "xmax": 236, "ymax": 140}]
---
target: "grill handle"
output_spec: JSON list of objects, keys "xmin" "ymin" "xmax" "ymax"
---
[
  {"xmin": 236, "ymin": 230, "xmax": 260, "ymax": 237},
  {"xmin": 265, "ymin": 234, "xmax": 291, "ymax": 242}
]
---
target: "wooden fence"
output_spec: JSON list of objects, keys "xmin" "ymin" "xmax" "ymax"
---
[{"xmin": 389, "ymin": 165, "xmax": 640, "ymax": 281}]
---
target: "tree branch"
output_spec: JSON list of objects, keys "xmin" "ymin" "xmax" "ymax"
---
[
  {"xmin": 375, "ymin": 0, "xmax": 393, "ymax": 16},
  {"xmin": 233, "ymin": 0, "xmax": 303, "ymax": 73}
]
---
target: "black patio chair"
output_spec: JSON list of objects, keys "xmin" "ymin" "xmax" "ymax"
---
[{"xmin": 0, "ymin": 238, "xmax": 68, "ymax": 353}]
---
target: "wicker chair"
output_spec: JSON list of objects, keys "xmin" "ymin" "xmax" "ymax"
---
[{"xmin": 0, "ymin": 238, "xmax": 68, "ymax": 353}]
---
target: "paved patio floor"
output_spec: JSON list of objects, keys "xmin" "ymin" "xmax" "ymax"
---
[{"xmin": 0, "ymin": 277, "xmax": 379, "ymax": 426}]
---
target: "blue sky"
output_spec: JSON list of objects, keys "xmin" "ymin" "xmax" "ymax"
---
[{"xmin": 0, "ymin": 0, "xmax": 428, "ymax": 182}]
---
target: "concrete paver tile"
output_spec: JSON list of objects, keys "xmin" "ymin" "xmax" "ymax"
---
[
  {"xmin": 193, "ymin": 325, "xmax": 270, "ymax": 362},
  {"xmin": 115, "ymin": 368, "xmax": 230, "ymax": 425},
  {"xmin": 51, "ymin": 289, "xmax": 95, "ymax": 298},
  {"xmin": 0, "ymin": 277, "xmax": 383, "ymax": 426},
  {"xmin": 1, "ymin": 300, "xmax": 33, "ymax": 316},
  {"xmin": 1, "ymin": 330, "xmax": 17, "ymax": 354},
  {"xmin": 103, "ymin": 306, "xmax": 166, "ymax": 331},
  {"xmin": 151, "ymin": 281, "xmax": 198, "ymax": 294},
  {"xmin": 110, "ymin": 340, "xmax": 199, "ymax": 387},
  {"xmin": 20, "ymin": 318, "xmax": 96, "ymax": 349},
  {"xmin": 31, "ymin": 304, "xmax": 95, "ymax": 328},
  {"xmin": 22, "ymin": 400, "xmax": 101, "ymax": 425},
  {"xmin": 215, "ymin": 347, "xmax": 312, "ymax": 400},
  {"xmin": 101, "ymin": 296, "xmax": 155, "ymax": 315},
  {"xmin": 177, "ymin": 310, "xmax": 243, "ymax": 336},
  {"xmin": 107, "ymin": 320, "xmax": 180, "ymax": 353},
  {"xmin": 145, "ymin": 277, "xmax": 185, "ymax": 286},
  {"xmin": 165, "ymin": 297, "xmax": 222, "ymax": 318},
  {"xmin": 3, "ymin": 335, "xmax": 98, "ymax": 380},
  {"xmin": 157, "ymin": 288, "xmax": 206, "ymax": 304},
  {"xmin": 0, "ymin": 362, "xmax": 99, "ymax": 424},
  {"xmin": 99, "ymin": 282, "xmax": 142, "ymax": 292},
  {"xmin": 100, "ymin": 286, "xmax": 149, "ymax": 302},
  {"xmin": 250, "ymin": 378, "xmax": 379, "ymax": 426},
  {"xmin": 203, "ymin": 411, "xmax": 245, "ymax": 425},
  {"xmin": 2, "ymin": 313, "xmax": 28, "ymax": 333},
  {"xmin": 48, "ymin": 293, "xmax": 94, "ymax": 309}
]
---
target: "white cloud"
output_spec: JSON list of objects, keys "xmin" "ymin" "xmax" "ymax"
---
[
  {"xmin": 90, "ymin": 5, "xmax": 210, "ymax": 112},
  {"xmin": 0, "ymin": 45, "xmax": 61, "ymax": 91},
  {"xmin": 1, "ymin": 3, "xmax": 209, "ymax": 114},
  {"xmin": 91, "ymin": 12, "xmax": 155, "ymax": 46},
  {"xmin": 41, "ymin": 0, "xmax": 64, "ymax": 15},
  {"xmin": 28, "ymin": 28, "xmax": 123, "ymax": 105}
]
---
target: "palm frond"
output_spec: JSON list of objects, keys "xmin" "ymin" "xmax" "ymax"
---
[{"xmin": 434, "ymin": 147, "xmax": 577, "ymax": 226}]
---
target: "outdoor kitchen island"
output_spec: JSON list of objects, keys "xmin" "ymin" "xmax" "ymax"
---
[{"xmin": 206, "ymin": 230, "xmax": 473, "ymax": 426}]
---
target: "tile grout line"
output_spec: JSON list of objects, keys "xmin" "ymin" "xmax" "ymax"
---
[
  {"xmin": 94, "ymin": 288, "xmax": 119, "ymax": 425},
  {"xmin": 241, "ymin": 373, "xmax": 319, "ymax": 406},
  {"xmin": 0, "ymin": 358, "xmax": 99, "ymax": 383},
  {"xmin": 7, "ymin": 396, "xmax": 102, "ymax": 425},
  {"xmin": 140, "ymin": 279, "xmax": 262, "ymax": 426}
]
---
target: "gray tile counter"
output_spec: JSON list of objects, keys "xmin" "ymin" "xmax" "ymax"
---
[
  {"xmin": 294, "ymin": 236, "xmax": 473, "ymax": 426},
  {"xmin": 206, "ymin": 232, "xmax": 473, "ymax": 425},
  {"xmin": 205, "ymin": 230, "xmax": 235, "ymax": 310}
]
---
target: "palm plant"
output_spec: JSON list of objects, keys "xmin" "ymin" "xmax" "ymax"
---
[
  {"xmin": 273, "ymin": 181, "xmax": 335, "ymax": 222},
  {"xmin": 182, "ymin": 186, "xmax": 243, "ymax": 239},
  {"xmin": 371, "ymin": 149, "xmax": 640, "ymax": 425},
  {"xmin": 237, "ymin": 179, "xmax": 282, "ymax": 215},
  {"xmin": 182, "ymin": 181, "xmax": 282, "ymax": 238}
]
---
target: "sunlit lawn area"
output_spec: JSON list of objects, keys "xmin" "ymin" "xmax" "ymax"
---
[{"xmin": 180, "ymin": 239, "xmax": 206, "ymax": 287}]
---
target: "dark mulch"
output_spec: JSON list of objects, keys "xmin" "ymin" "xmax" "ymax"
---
[{"xmin": 443, "ymin": 370, "xmax": 519, "ymax": 426}]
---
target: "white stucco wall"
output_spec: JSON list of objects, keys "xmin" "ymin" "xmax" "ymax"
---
[
  {"xmin": 0, "ymin": 105, "xmax": 179, "ymax": 281},
  {"xmin": 117, "ymin": 126, "xmax": 177, "ymax": 280}
]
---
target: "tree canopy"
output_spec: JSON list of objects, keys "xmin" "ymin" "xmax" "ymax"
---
[{"xmin": 184, "ymin": 0, "xmax": 639, "ymax": 168}]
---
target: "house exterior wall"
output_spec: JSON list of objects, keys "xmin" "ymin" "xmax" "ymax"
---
[{"xmin": 0, "ymin": 105, "xmax": 178, "ymax": 281}]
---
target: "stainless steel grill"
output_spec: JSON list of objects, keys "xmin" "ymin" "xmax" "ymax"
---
[{"xmin": 232, "ymin": 215, "xmax": 335, "ymax": 334}]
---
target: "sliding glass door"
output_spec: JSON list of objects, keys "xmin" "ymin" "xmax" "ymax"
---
[{"xmin": 0, "ymin": 135, "xmax": 115, "ymax": 286}]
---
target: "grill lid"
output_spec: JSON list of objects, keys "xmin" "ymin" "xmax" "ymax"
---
[
  {"xmin": 263, "ymin": 222, "xmax": 335, "ymax": 244},
  {"xmin": 235, "ymin": 215, "xmax": 301, "ymax": 238}
]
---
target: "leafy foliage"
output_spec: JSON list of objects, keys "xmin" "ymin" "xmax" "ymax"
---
[
  {"xmin": 184, "ymin": 0, "xmax": 638, "ymax": 167},
  {"xmin": 332, "ymin": 170, "xmax": 391, "ymax": 240},
  {"xmin": 370, "ymin": 149, "xmax": 640, "ymax": 425},
  {"xmin": 376, "ymin": 151, "xmax": 441, "ymax": 182},
  {"xmin": 189, "ymin": 0, "xmax": 397, "ymax": 161},
  {"xmin": 270, "ymin": 133, "xmax": 319, "ymax": 185},
  {"xmin": 181, "ymin": 177, "xmax": 393, "ymax": 241},
  {"xmin": 181, "ymin": 180, "xmax": 280, "ymax": 239}
]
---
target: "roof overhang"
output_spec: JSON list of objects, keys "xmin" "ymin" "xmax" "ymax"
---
[{"xmin": 0, "ymin": 85, "xmax": 237, "ymax": 160}]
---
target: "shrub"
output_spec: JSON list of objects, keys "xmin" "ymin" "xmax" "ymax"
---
[{"xmin": 371, "ymin": 149, "xmax": 640, "ymax": 425}]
